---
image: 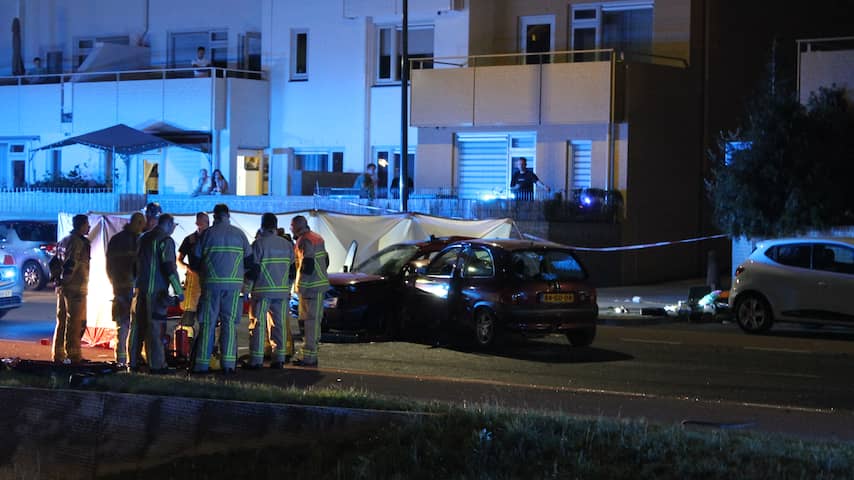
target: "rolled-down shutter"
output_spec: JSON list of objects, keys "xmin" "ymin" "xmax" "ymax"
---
[
  {"xmin": 570, "ymin": 140, "xmax": 592, "ymax": 189},
  {"xmin": 456, "ymin": 134, "xmax": 509, "ymax": 199}
]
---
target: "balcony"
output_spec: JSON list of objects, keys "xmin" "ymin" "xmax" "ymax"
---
[
  {"xmin": 0, "ymin": 67, "xmax": 267, "ymax": 137},
  {"xmin": 411, "ymin": 50, "xmax": 617, "ymax": 128}
]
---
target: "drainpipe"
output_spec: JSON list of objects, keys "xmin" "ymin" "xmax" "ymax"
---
[
  {"xmin": 607, "ymin": 50, "xmax": 616, "ymax": 191},
  {"xmin": 399, "ymin": 0, "xmax": 409, "ymax": 212}
]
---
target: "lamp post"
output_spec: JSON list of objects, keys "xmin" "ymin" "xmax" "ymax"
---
[{"xmin": 399, "ymin": 0, "xmax": 409, "ymax": 212}]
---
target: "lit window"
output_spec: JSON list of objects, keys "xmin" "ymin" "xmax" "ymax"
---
[{"xmin": 291, "ymin": 29, "xmax": 309, "ymax": 81}]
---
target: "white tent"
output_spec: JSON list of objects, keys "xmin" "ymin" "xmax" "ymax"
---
[{"xmin": 59, "ymin": 210, "xmax": 516, "ymax": 347}]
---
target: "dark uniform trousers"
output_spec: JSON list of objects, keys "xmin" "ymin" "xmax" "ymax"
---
[
  {"xmin": 195, "ymin": 288, "xmax": 242, "ymax": 371},
  {"xmin": 112, "ymin": 289, "xmax": 133, "ymax": 364},
  {"xmin": 53, "ymin": 287, "xmax": 87, "ymax": 362},
  {"xmin": 129, "ymin": 290, "xmax": 171, "ymax": 370}
]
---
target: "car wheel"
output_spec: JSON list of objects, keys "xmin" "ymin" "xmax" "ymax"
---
[
  {"xmin": 734, "ymin": 293, "xmax": 774, "ymax": 333},
  {"xmin": 22, "ymin": 260, "xmax": 46, "ymax": 290},
  {"xmin": 566, "ymin": 327, "xmax": 596, "ymax": 347},
  {"xmin": 473, "ymin": 308, "xmax": 500, "ymax": 349}
]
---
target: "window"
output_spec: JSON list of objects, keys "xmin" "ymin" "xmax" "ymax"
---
[
  {"xmin": 456, "ymin": 133, "xmax": 536, "ymax": 200},
  {"xmin": 374, "ymin": 147, "xmax": 415, "ymax": 198},
  {"xmin": 570, "ymin": 2, "xmax": 653, "ymax": 61},
  {"xmin": 766, "ymin": 244, "xmax": 811, "ymax": 269},
  {"xmin": 73, "ymin": 35, "xmax": 129, "ymax": 70},
  {"xmin": 463, "ymin": 248, "xmax": 495, "ymax": 278},
  {"xmin": 169, "ymin": 30, "xmax": 227, "ymax": 69},
  {"xmin": 294, "ymin": 149, "xmax": 344, "ymax": 172},
  {"xmin": 427, "ymin": 247, "xmax": 463, "ymax": 276},
  {"xmin": 376, "ymin": 25, "xmax": 434, "ymax": 84},
  {"xmin": 511, "ymin": 250, "xmax": 586, "ymax": 281},
  {"xmin": 812, "ymin": 244, "xmax": 854, "ymax": 274},
  {"xmin": 569, "ymin": 140, "xmax": 592, "ymax": 189},
  {"xmin": 291, "ymin": 29, "xmax": 308, "ymax": 80}
]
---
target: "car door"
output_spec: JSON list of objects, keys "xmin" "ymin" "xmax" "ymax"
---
[
  {"xmin": 457, "ymin": 245, "xmax": 496, "ymax": 325},
  {"xmin": 409, "ymin": 245, "xmax": 464, "ymax": 327},
  {"xmin": 811, "ymin": 243, "xmax": 854, "ymax": 320},
  {"xmin": 765, "ymin": 243, "xmax": 826, "ymax": 318}
]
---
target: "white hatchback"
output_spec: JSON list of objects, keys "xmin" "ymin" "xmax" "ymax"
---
[{"xmin": 729, "ymin": 237, "xmax": 854, "ymax": 333}]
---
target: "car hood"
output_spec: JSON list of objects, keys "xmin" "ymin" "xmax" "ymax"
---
[{"xmin": 328, "ymin": 272, "xmax": 385, "ymax": 286}]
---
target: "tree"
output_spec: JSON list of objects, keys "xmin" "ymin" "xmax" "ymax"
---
[{"xmin": 707, "ymin": 78, "xmax": 854, "ymax": 238}]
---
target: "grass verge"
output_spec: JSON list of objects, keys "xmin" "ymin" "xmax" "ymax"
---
[{"xmin": 2, "ymin": 371, "xmax": 854, "ymax": 479}]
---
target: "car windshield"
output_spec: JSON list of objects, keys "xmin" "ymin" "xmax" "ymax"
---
[
  {"xmin": 12, "ymin": 222, "xmax": 57, "ymax": 242},
  {"xmin": 354, "ymin": 244, "xmax": 420, "ymax": 277},
  {"xmin": 510, "ymin": 249, "xmax": 586, "ymax": 281}
]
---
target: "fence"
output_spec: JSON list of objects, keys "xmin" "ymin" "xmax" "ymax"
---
[{"xmin": 0, "ymin": 190, "xmax": 145, "ymax": 219}]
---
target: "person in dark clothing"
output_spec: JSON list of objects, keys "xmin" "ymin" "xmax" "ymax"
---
[
  {"xmin": 52, "ymin": 214, "xmax": 91, "ymax": 364},
  {"xmin": 510, "ymin": 157, "xmax": 549, "ymax": 200},
  {"xmin": 105, "ymin": 212, "xmax": 146, "ymax": 366},
  {"xmin": 130, "ymin": 214, "xmax": 184, "ymax": 373}
]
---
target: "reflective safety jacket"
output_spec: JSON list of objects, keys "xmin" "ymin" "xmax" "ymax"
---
[
  {"xmin": 57, "ymin": 233, "xmax": 91, "ymax": 294},
  {"xmin": 136, "ymin": 226, "xmax": 183, "ymax": 296},
  {"xmin": 106, "ymin": 226, "xmax": 139, "ymax": 293},
  {"xmin": 250, "ymin": 229, "xmax": 295, "ymax": 299},
  {"xmin": 194, "ymin": 218, "xmax": 252, "ymax": 291},
  {"xmin": 294, "ymin": 230, "xmax": 329, "ymax": 296}
]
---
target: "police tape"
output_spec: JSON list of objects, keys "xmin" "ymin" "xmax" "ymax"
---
[{"xmin": 523, "ymin": 233, "xmax": 729, "ymax": 252}]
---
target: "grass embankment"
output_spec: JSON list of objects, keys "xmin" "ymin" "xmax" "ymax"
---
[{"xmin": 3, "ymin": 373, "xmax": 853, "ymax": 479}]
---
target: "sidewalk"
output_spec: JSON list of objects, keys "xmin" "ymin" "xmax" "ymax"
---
[{"xmin": 596, "ymin": 278, "xmax": 722, "ymax": 325}]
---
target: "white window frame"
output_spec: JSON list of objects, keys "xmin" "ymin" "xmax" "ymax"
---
[
  {"xmin": 375, "ymin": 24, "xmax": 434, "ymax": 85},
  {"xmin": 570, "ymin": 1, "xmax": 653, "ymax": 54},
  {"xmin": 290, "ymin": 29, "xmax": 309, "ymax": 81},
  {"xmin": 293, "ymin": 148, "xmax": 344, "ymax": 172},
  {"xmin": 168, "ymin": 29, "xmax": 228, "ymax": 69}
]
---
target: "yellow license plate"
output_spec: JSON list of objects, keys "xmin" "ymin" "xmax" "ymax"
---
[{"xmin": 542, "ymin": 293, "xmax": 573, "ymax": 304}]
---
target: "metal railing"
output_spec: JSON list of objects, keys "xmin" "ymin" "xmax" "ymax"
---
[
  {"xmin": 410, "ymin": 48, "xmax": 688, "ymax": 70},
  {"xmin": 0, "ymin": 65, "xmax": 266, "ymax": 87}
]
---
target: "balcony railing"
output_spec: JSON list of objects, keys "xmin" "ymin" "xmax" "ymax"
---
[{"xmin": 0, "ymin": 66, "xmax": 266, "ymax": 87}]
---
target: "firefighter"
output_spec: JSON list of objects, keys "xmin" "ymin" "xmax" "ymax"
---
[
  {"xmin": 177, "ymin": 211, "xmax": 210, "ymax": 332},
  {"xmin": 105, "ymin": 212, "xmax": 146, "ymax": 366},
  {"xmin": 244, "ymin": 213, "xmax": 295, "ymax": 369},
  {"xmin": 290, "ymin": 214, "xmax": 329, "ymax": 367},
  {"xmin": 129, "ymin": 214, "xmax": 184, "ymax": 373},
  {"xmin": 52, "ymin": 214, "xmax": 91, "ymax": 364},
  {"xmin": 192, "ymin": 203, "xmax": 253, "ymax": 374},
  {"xmin": 144, "ymin": 202, "xmax": 162, "ymax": 231}
]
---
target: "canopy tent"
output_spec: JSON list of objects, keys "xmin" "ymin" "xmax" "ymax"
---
[
  {"xmin": 33, "ymin": 124, "xmax": 174, "ymax": 155},
  {"xmin": 58, "ymin": 210, "xmax": 516, "ymax": 348}
]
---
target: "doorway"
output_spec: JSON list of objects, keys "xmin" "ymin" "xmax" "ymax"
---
[
  {"xmin": 520, "ymin": 15, "xmax": 555, "ymax": 64},
  {"xmin": 236, "ymin": 150, "xmax": 264, "ymax": 195}
]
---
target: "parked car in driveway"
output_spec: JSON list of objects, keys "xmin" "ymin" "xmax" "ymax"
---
[
  {"xmin": 730, "ymin": 237, "xmax": 854, "ymax": 333},
  {"xmin": 308, "ymin": 236, "xmax": 471, "ymax": 336},
  {"xmin": 0, "ymin": 252, "xmax": 24, "ymax": 319},
  {"xmin": 405, "ymin": 239, "xmax": 598, "ymax": 348},
  {"xmin": 0, "ymin": 220, "xmax": 58, "ymax": 290}
]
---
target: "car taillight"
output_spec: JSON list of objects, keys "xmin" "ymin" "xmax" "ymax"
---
[
  {"xmin": 734, "ymin": 265, "xmax": 745, "ymax": 276},
  {"xmin": 2, "ymin": 254, "xmax": 13, "ymax": 265},
  {"xmin": 40, "ymin": 243, "xmax": 57, "ymax": 256}
]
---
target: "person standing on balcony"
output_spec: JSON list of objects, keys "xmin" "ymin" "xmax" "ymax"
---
[
  {"xmin": 209, "ymin": 169, "xmax": 228, "ymax": 195},
  {"xmin": 52, "ymin": 214, "xmax": 91, "ymax": 364},
  {"xmin": 510, "ymin": 157, "xmax": 549, "ymax": 201},
  {"xmin": 178, "ymin": 212, "xmax": 210, "ymax": 333},
  {"xmin": 28, "ymin": 57, "xmax": 46, "ymax": 83},
  {"xmin": 191, "ymin": 169, "xmax": 209, "ymax": 196},
  {"xmin": 244, "ymin": 213, "xmax": 295, "ymax": 369},
  {"xmin": 192, "ymin": 46, "xmax": 210, "ymax": 77},
  {"xmin": 191, "ymin": 204, "xmax": 252, "ymax": 374},
  {"xmin": 353, "ymin": 163, "xmax": 377, "ymax": 200},
  {"xmin": 105, "ymin": 212, "xmax": 146, "ymax": 367},
  {"xmin": 290, "ymin": 215, "xmax": 329, "ymax": 367}
]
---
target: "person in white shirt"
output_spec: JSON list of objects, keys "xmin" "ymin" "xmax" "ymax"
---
[{"xmin": 192, "ymin": 46, "xmax": 210, "ymax": 77}]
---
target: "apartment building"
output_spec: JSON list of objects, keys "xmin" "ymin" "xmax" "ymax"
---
[{"xmin": 1, "ymin": 0, "xmax": 850, "ymax": 283}]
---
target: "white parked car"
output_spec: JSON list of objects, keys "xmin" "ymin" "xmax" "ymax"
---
[{"xmin": 729, "ymin": 237, "xmax": 854, "ymax": 333}]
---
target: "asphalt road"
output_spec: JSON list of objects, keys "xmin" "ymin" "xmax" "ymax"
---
[{"xmin": 4, "ymin": 290, "xmax": 854, "ymax": 440}]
